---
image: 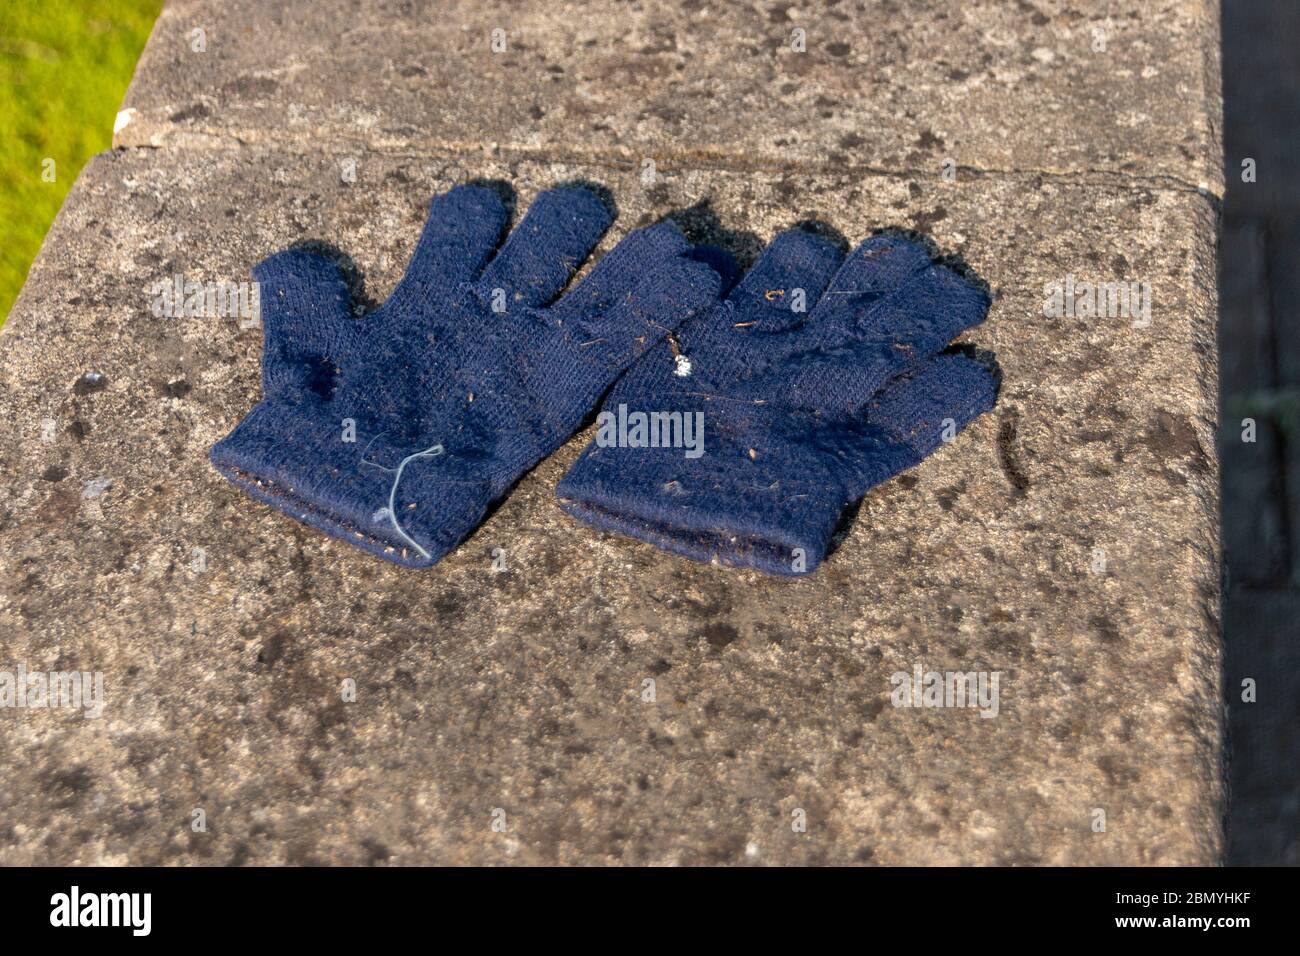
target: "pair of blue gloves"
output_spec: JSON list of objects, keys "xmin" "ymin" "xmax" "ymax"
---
[{"xmin": 210, "ymin": 184, "xmax": 996, "ymax": 576}]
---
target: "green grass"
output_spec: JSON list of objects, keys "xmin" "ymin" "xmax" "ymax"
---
[{"xmin": 0, "ymin": 0, "xmax": 162, "ymax": 325}]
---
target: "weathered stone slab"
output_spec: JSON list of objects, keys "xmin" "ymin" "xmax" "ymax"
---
[
  {"xmin": 0, "ymin": 146, "xmax": 1220, "ymax": 864},
  {"xmin": 114, "ymin": 0, "xmax": 1223, "ymax": 194}
]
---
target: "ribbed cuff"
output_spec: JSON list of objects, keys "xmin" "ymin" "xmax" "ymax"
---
[
  {"xmin": 555, "ymin": 406, "xmax": 891, "ymax": 576},
  {"xmin": 210, "ymin": 398, "xmax": 492, "ymax": 568}
]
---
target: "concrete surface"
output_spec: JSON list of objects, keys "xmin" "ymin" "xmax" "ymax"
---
[
  {"xmin": 114, "ymin": 0, "xmax": 1223, "ymax": 193},
  {"xmin": 0, "ymin": 0, "xmax": 1223, "ymax": 865}
]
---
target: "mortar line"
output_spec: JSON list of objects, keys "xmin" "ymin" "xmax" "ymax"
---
[{"xmin": 110, "ymin": 131, "xmax": 1224, "ymax": 203}]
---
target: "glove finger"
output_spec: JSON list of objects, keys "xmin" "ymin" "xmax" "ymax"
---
[
  {"xmin": 727, "ymin": 244, "xmax": 991, "ymax": 410},
  {"xmin": 477, "ymin": 186, "xmax": 612, "ymax": 309},
  {"xmin": 772, "ymin": 246, "xmax": 987, "ymax": 388},
  {"xmin": 666, "ymin": 230, "xmax": 840, "ymax": 385},
  {"xmin": 853, "ymin": 262, "xmax": 990, "ymax": 356},
  {"xmin": 253, "ymin": 249, "xmax": 355, "ymax": 399},
  {"xmin": 725, "ymin": 227, "xmax": 843, "ymax": 318},
  {"xmin": 570, "ymin": 249, "xmax": 723, "ymax": 373},
  {"xmin": 796, "ymin": 234, "xmax": 932, "ymax": 343},
  {"xmin": 860, "ymin": 352, "xmax": 997, "ymax": 468},
  {"xmin": 550, "ymin": 220, "xmax": 695, "ymax": 319},
  {"xmin": 815, "ymin": 234, "xmax": 934, "ymax": 306},
  {"xmin": 387, "ymin": 185, "xmax": 510, "ymax": 300}
]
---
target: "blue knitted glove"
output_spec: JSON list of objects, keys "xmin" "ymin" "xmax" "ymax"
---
[
  {"xmin": 211, "ymin": 185, "xmax": 723, "ymax": 567},
  {"xmin": 555, "ymin": 229, "xmax": 998, "ymax": 576}
]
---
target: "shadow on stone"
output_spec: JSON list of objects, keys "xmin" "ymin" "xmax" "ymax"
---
[
  {"xmin": 553, "ymin": 178, "xmax": 618, "ymax": 221},
  {"xmin": 464, "ymin": 176, "xmax": 517, "ymax": 219},
  {"xmin": 663, "ymin": 200, "xmax": 763, "ymax": 272}
]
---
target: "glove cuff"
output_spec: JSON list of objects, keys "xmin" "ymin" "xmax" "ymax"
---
[
  {"xmin": 210, "ymin": 398, "xmax": 491, "ymax": 567},
  {"xmin": 555, "ymin": 406, "xmax": 899, "ymax": 575}
]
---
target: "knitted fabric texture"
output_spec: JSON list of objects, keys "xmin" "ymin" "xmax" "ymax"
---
[
  {"xmin": 556, "ymin": 229, "xmax": 998, "ymax": 576},
  {"xmin": 211, "ymin": 185, "xmax": 723, "ymax": 567}
]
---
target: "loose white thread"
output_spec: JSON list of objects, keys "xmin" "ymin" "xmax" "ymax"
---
[
  {"xmin": 360, "ymin": 437, "xmax": 444, "ymax": 561},
  {"xmin": 384, "ymin": 444, "xmax": 444, "ymax": 560}
]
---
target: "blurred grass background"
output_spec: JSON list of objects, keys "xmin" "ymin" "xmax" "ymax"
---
[{"xmin": 0, "ymin": 0, "xmax": 163, "ymax": 325}]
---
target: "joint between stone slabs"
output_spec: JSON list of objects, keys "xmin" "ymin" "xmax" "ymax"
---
[{"xmin": 107, "ymin": 131, "xmax": 1226, "ymax": 204}]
